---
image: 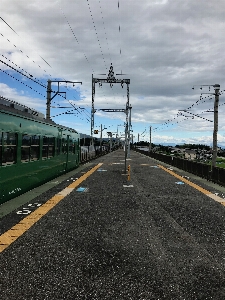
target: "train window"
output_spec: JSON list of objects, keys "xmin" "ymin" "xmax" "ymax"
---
[
  {"xmin": 42, "ymin": 136, "xmax": 48, "ymax": 159},
  {"xmin": 42, "ymin": 136, "xmax": 55, "ymax": 159},
  {"xmin": 0, "ymin": 133, "xmax": 2, "ymax": 165},
  {"xmin": 2, "ymin": 132, "xmax": 17, "ymax": 165},
  {"xmin": 56, "ymin": 138, "xmax": 61, "ymax": 155},
  {"xmin": 31, "ymin": 136, "xmax": 40, "ymax": 160},
  {"xmin": 69, "ymin": 139, "xmax": 74, "ymax": 154},
  {"xmin": 62, "ymin": 138, "xmax": 67, "ymax": 154},
  {"xmin": 22, "ymin": 135, "xmax": 40, "ymax": 162},
  {"xmin": 48, "ymin": 137, "xmax": 55, "ymax": 157}
]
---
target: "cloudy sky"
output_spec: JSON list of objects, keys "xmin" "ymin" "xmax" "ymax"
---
[{"xmin": 1, "ymin": 0, "xmax": 225, "ymax": 145}]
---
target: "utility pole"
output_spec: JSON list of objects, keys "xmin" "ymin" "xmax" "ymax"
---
[
  {"xmin": 124, "ymin": 82, "xmax": 130, "ymax": 170},
  {"xmin": 149, "ymin": 125, "xmax": 152, "ymax": 152},
  {"xmin": 100, "ymin": 124, "xmax": 103, "ymax": 153},
  {"xmin": 46, "ymin": 80, "xmax": 52, "ymax": 120},
  {"xmin": 107, "ymin": 132, "xmax": 113, "ymax": 152},
  {"xmin": 192, "ymin": 83, "xmax": 220, "ymax": 170},
  {"xmin": 46, "ymin": 79, "xmax": 82, "ymax": 120},
  {"xmin": 127, "ymin": 105, "xmax": 132, "ymax": 157},
  {"xmin": 211, "ymin": 84, "xmax": 220, "ymax": 169},
  {"xmin": 100, "ymin": 124, "xmax": 107, "ymax": 153}
]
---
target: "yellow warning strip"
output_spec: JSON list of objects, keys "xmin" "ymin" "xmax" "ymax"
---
[
  {"xmin": 158, "ymin": 164, "xmax": 225, "ymax": 206},
  {"xmin": 0, "ymin": 163, "xmax": 103, "ymax": 253}
]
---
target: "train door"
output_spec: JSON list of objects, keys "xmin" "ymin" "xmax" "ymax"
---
[
  {"xmin": 66, "ymin": 135, "xmax": 69, "ymax": 170},
  {"xmin": 62, "ymin": 135, "xmax": 69, "ymax": 171},
  {"xmin": 75, "ymin": 138, "xmax": 80, "ymax": 165}
]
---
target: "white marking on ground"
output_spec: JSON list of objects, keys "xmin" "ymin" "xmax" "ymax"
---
[
  {"xmin": 58, "ymin": 188, "xmax": 74, "ymax": 196},
  {"xmin": 207, "ymin": 193, "xmax": 225, "ymax": 203}
]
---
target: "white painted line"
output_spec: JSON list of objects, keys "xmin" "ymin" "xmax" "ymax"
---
[
  {"xmin": 58, "ymin": 188, "xmax": 74, "ymax": 196},
  {"xmin": 207, "ymin": 193, "xmax": 225, "ymax": 203}
]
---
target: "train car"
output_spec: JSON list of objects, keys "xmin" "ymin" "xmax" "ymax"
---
[{"xmin": 0, "ymin": 99, "xmax": 80, "ymax": 205}]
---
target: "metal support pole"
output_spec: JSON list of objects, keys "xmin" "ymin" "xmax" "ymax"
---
[
  {"xmin": 128, "ymin": 105, "xmax": 132, "ymax": 157},
  {"xmin": 46, "ymin": 79, "xmax": 81, "ymax": 121},
  {"xmin": 211, "ymin": 84, "xmax": 220, "ymax": 169},
  {"xmin": 124, "ymin": 121, "xmax": 128, "ymax": 173},
  {"xmin": 149, "ymin": 126, "xmax": 152, "ymax": 152},
  {"xmin": 91, "ymin": 74, "xmax": 95, "ymax": 145},
  {"xmin": 124, "ymin": 83, "xmax": 129, "ymax": 171},
  {"xmin": 91, "ymin": 65, "xmax": 130, "ymax": 172},
  {"xmin": 46, "ymin": 79, "xmax": 51, "ymax": 120},
  {"xmin": 100, "ymin": 124, "xmax": 102, "ymax": 153},
  {"xmin": 110, "ymin": 135, "xmax": 112, "ymax": 152}
]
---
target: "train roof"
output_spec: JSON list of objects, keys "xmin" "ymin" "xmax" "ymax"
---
[{"xmin": 0, "ymin": 97, "xmax": 79, "ymax": 134}]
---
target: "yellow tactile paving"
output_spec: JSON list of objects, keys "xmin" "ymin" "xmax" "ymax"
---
[
  {"xmin": 0, "ymin": 245, "xmax": 8, "ymax": 252},
  {"xmin": 158, "ymin": 164, "xmax": 225, "ymax": 204},
  {"xmin": 0, "ymin": 163, "xmax": 103, "ymax": 253}
]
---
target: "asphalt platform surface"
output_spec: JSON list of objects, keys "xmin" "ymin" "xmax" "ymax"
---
[{"xmin": 0, "ymin": 149, "xmax": 225, "ymax": 299}]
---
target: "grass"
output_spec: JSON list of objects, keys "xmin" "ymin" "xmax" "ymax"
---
[{"xmin": 215, "ymin": 158, "xmax": 225, "ymax": 168}]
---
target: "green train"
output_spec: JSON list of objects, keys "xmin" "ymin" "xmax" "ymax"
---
[{"xmin": 0, "ymin": 99, "xmax": 80, "ymax": 205}]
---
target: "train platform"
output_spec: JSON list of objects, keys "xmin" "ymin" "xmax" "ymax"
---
[{"xmin": 0, "ymin": 149, "xmax": 225, "ymax": 299}]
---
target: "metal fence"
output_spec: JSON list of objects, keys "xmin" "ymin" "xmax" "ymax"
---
[{"xmin": 134, "ymin": 149, "xmax": 225, "ymax": 187}]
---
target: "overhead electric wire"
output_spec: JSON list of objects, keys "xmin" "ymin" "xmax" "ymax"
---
[
  {"xmin": 0, "ymin": 31, "xmax": 54, "ymax": 78},
  {"xmin": 60, "ymin": 7, "xmax": 95, "ymax": 74},
  {"xmin": 153, "ymin": 89, "xmax": 225, "ymax": 132},
  {"xmin": 0, "ymin": 56, "xmax": 70, "ymax": 101},
  {"xmin": 0, "ymin": 16, "xmax": 92, "ymax": 125},
  {"xmin": 98, "ymin": 0, "xmax": 112, "ymax": 63},
  {"xmin": 39, "ymin": 55, "xmax": 52, "ymax": 68},
  {"xmin": 1, "ymin": 4, "xmax": 126, "ymax": 129},
  {"xmin": 181, "ymin": 111, "xmax": 213, "ymax": 122},
  {"xmin": 0, "ymin": 67, "xmax": 46, "ymax": 98},
  {"xmin": 86, "ymin": 0, "xmax": 108, "ymax": 70},
  {"xmin": 0, "ymin": 36, "xmax": 85, "ymax": 114},
  {"xmin": 68, "ymin": 101, "xmax": 90, "ymax": 122},
  {"xmin": 1, "ymin": 56, "xmax": 46, "ymax": 88},
  {"xmin": 118, "ymin": 0, "xmax": 122, "ymax": 71},
  {"xmin": 0, "ymin": 17, "xmax": 18, "ymax": 35}
]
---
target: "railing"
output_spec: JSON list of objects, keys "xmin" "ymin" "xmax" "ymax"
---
[{"xmin": 134, "ymin": 148, "xmax": 225, "ymax": 186}]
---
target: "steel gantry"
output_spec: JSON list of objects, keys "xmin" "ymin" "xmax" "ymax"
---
[{"xmin": 91, "ymin": 64, "xmax": 131, "ymax": 168}]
